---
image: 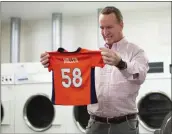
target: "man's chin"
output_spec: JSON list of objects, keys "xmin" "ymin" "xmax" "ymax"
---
[{"xmin": 105, "ymin": 41, "xmax": 113, "ymax": 45}]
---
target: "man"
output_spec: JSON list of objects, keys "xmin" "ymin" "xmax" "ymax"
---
[{"xmin": 40, "ymin": 6, "xmax": 149, "ymax": 134}]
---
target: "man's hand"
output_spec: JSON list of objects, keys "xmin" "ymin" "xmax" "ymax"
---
[
  {"xmin": 40, "ymin": 52, "xmax": 50, "ymax": 68},
  {"xmin": 99, "ymin": 47, "xmax": 121, "ymax": 66}
]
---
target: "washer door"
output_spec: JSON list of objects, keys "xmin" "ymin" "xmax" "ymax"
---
[
  {"xmin": 1, "ymin": 104, "xmax": 4, "ymax": 123},
  {"xmin": 73, "ymin": 105, "xmax": 90, "ymax": 133},
  {"xmin": 23, "ymin": 94, "xmax": 55, "ymax": 132},
  {"xmin": 138, "ymin": 92, "xmax": 172, "ymax": 130}
]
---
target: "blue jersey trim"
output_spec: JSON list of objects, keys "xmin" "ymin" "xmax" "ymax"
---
[
  {"xmin": 51, "ymin": 71, "xmax": 55, "ymax": 104},
  {"xmin": 90, "ymin": 68, "xmax": 98, "ymax": 104}
]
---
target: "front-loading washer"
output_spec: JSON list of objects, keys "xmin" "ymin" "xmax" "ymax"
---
[
  {"xmin": 137, "ymin": 61, "xmax": 172, "ymax": 134},
  {"xmin": 1, "ymin": 63, "xmax": 15, "ymax": 134},
  {"xmin": 13, "ymin": 62, "xmax": 66, "ymax": 133},
  {"xmin": 64, "ymin": 105, "xmax": 89, "ymax": 134}
]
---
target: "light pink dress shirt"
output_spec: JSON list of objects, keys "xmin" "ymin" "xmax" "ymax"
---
[{"xmin": 87, "ymin": 37, "xmax": 149, "ymax": 118}]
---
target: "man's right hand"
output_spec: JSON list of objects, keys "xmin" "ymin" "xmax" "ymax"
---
[{"xmin": 40, "ymin": 52, "xmax": 50, "ymax": 68}]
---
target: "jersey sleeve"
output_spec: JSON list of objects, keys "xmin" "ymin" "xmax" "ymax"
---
[
  {"xmin": 91, "ymin": 51, "xmax": 105, "ymax": 68},
  {"xmin": 47, "ymin": 52, "xmax": 55, "ymax": 72},
  {"xmin": 48, "ymin": 61, "xmax": 53, "ymax": 72},
  {"xmin": 48, "ymin": 47, "xmax": 67, "ymax": 72}
]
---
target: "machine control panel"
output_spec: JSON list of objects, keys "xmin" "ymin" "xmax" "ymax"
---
[{"xmin": 1, "ymin": 75, "xmax": 15, "ymax": 84}]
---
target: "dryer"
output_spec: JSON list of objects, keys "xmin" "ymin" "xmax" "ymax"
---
[
  {"xmin": 13, "ymin": 62, "xmax": 66, "ymax": 133},
  {"xmin": 136, "ymin": 61, "xmax": 172, "ymax": 134},
  {"xmin": 1, "ymin": 63, "xmax": 15, "ymax": 133},
  {"xmin": 65, "ymin": 105, "xmax": 89, "ymax": 134}
]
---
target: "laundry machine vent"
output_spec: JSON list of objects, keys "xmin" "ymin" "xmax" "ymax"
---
[{"xmin": 148, "ymin": 62, "xmax": 164, "ymax": 73}]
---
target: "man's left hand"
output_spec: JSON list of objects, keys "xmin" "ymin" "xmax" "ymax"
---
[{"xmin": 100, "ymin": 47, "xmax": 121, "ymax": 66}]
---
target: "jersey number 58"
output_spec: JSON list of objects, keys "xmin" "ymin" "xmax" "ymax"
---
[{"xmin": 61, "ymin": 68, "xmax": 82, "ymax": 88}]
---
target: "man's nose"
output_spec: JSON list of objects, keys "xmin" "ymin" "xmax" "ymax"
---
[{"xmin": 103, "ymin": 28, "xmax": 109, "ymax": 36}]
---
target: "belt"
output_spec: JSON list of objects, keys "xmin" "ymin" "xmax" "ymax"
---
[{"xmin": 90, "ymin": 113, "xmax": 137, "ymax": 124}]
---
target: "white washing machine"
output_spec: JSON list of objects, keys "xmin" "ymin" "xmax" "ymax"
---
[
  {"xmin": 13, "ymin": 62, "xmax": 66, "ymax": 133},
  {"xmin": 64, "ymin": 105, "xmax": 89, "ymax": 134},
  {"xmin": 136, "ymin": 61, "xmax": 172, "ymax": 134},
  {"xmin": 1, "ymin": 63, "xmax": 15, "ymax": 134}
]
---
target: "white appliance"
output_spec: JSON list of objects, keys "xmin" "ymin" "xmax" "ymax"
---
[
  {"xmin": 65, "ymin": 105, "xmax": 89, "ymax": 134},
  {"xmin": 1, "ymin": 63, "xmax": 15, "ymax": 133},
  {"xmin": 13, "ymin": 62, "xmax": 66, "ymax": 133},
  {"xmin": 136, "ymin": 61, "xmax": 172, "ymax": 134}
]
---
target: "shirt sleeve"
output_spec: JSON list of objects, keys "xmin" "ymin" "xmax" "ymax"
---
[
  {"xmin": 91, "ymin": 51, "xmax": 105, "ymax": 68},
  {"xmin": 120, "ymin": 49, "xmax": 149, "ymax": 85},
  {"xmin": 48, "ymin": 63, "xmax": 53, "ymax": 72},
  {"xmin": 48, "ymin": 48, "xmax": 67, "ymax": 72}
]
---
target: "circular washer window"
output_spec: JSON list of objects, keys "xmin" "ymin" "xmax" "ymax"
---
[
  {"xmin": 73, "ymin": 106, "xmax": 90, "ymax": 132},
  {"xmin": 1, "ymin": 104, "xmax": 4, "ymax": 123},
  {"xmin": 23, "ymin": 94, "xmax": 55, "ymax": 132},
  {"xmin": 138, "ymin": 92, "xmax": 172, "ymax": 129}
]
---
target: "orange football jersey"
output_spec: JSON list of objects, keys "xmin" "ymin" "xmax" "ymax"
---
[{"xmin": 48, "ymin": 47, "xmax": 105, "ymax": 105}]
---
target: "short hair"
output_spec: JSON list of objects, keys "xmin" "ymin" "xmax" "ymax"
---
[{"xmin": 100, "ymin": 6, "xmax": 123, "ymax": 23}]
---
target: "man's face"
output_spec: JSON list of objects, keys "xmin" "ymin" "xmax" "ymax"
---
[{"xmin": 99, "ymin": 13, "xmax": 123, "ymax": 45}]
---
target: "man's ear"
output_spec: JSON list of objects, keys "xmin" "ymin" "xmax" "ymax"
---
[{"xmin": 120, "ymin": 21, "xmax": 124, "ymax": 29}]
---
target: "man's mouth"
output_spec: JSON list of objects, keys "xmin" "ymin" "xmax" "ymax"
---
[{"xmin": 105, "ymin": 36, "xmax": 112, "ymax": 40}]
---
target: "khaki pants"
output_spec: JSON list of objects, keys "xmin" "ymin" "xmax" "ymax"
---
[{"xmin": 86, "ymin": 116, "xmax": 139, "ymax": 134}]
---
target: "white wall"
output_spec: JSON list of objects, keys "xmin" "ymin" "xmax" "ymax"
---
[
  {"xmin": 1, "ymin": 22, "xmax": 11, "ymax": 63},
  {"xmin": 1, "ymin": 8, "xmax": 171, "ymax": 64},
  {"xmin": 123, "ymin": 9, "xmax": 171, "ymax": 63},
  {"xmin": 1, "ymin": 20, "xmax": 52, "ymax": 63}
]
